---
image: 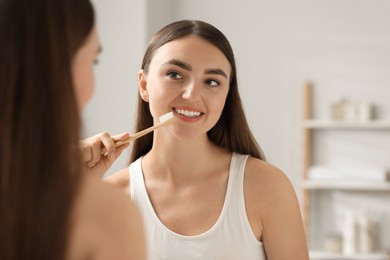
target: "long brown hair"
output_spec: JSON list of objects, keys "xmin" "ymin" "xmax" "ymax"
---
[
  {"xmin": 130, "ymin": 20, "xmax": 265, "ymax": 163},
  {"xmin": 0, "ymin": 0, "xmax": 94, "ymax": 259}
]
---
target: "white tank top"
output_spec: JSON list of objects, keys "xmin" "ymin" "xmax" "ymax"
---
[{"xmin": 130, "ymin": 153, "xmax": 267, "ymax": 260}]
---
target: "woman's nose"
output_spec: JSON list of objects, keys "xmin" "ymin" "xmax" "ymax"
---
[{"xmin": 182, "ymin": 82, "xmax": 201, "ymax": 101}]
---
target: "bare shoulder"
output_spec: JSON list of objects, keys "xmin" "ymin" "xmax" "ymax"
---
[
  {"xmin": 244, "ymin": 157, "xmax": 309, "ymax": 259},
  {"xmin": 104, "ymin": 167, "xmax": 131, "ymax": 194},
  {"xmin": 67, "ymin": 175, "xmax": 145, "ymax": 260},
  {"xmin": 244, "ymin": 156, "xmax": 302, "ymax": 219},
  {"xmin": 245, "ymin": 157, "xmax": 295, "ymax": 198}
]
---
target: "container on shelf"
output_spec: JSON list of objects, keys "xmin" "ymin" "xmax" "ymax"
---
[
  {"xmin": 343, "ymin": 211, "xmax": 358, "ymax": 255},
  {"xmin": 324, "ymin": 232, "xmax": 343, "ymax": 253},
  {"xmin": 329, "ymin": 97, "xmax": 374, "ymax": 122}
]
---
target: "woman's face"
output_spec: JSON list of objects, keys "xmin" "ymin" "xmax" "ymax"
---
[
  {"xmin": 139, "ymin": 35, "xmax": 231, "ymax": 139},
  {"xmin": 72, "ymin": 26, "xmax": 101, "ymax": 109}
]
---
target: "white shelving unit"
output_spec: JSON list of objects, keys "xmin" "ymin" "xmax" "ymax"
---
[
  {"xmin": 304, "ymin": 120, "xmax": 390, "ymax": 130},
  {"xmin": 310, "ymin": 251, "xmax": 388, "ymax": 260},
  {"xmin": 302, "ymin": 180, "xmax": 390, "ymax": 191},
  {"xmin": 301, "ymin": 82, "xmax": 390, "ymax": 260}
]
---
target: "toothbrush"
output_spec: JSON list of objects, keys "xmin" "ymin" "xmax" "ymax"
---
[{"xmin": 100, "ymin": 112, "xmax": 176, "ymax": 155}]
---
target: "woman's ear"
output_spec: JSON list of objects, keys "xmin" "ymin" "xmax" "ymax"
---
[{"xmin": 138, "ymin": 70, "xmax": 149, "ymax": 102}]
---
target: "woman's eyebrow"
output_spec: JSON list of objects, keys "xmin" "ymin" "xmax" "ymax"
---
[
  {"xmin": 204, "ymin": 69, "xmax": 227, "ymax": 79},
  {"xmin": 163, "ymin": 59, "xmax": 192, "ymax": 71},
  {"xmin": 163, "ymin": 59, "xmax": 228, "ymax": 79},
  {"xmin": 97, "ymin": 45, "xmax": 103, "ymax": 54}
]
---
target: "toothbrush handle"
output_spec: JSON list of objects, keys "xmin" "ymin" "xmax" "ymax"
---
[{"xmin": 100, "ymin": 115, "xmax": 175, "ymax": 155}]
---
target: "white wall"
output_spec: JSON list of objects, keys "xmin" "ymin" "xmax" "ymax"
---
[
  {"xmin": 83, "ymin": 0, "xmax": 148, "ymax": 174},
  {"xmin": 87, "ymin": 0, "xmax": 390, "ymax": 252}
]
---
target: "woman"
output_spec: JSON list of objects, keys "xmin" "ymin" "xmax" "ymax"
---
[
  {"xmin": 105, "ymin": 20, "xmax": 309, "ymax": 259},
  {"xmin": 0, "ymin": 0, "xmax": 145, "ymax": 259}
]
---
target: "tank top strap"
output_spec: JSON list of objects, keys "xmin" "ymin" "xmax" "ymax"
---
[{"xmin": 224, "ymin": 153, "xmax": 254, "ymax": 236}]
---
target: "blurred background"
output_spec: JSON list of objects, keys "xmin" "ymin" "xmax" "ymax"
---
[{"xmin": 85, "ymin": 0, "xmax": 390, "ymax": 258}]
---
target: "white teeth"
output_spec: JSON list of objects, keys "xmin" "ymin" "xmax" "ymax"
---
[{"xmin": 175, "ymin": 109, "xmax": 201, "ymax": 117}]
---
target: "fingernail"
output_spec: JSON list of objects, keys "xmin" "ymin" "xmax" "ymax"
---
[{"xmin": 109, "ymin": 152, "xmax": 116, "ymax": 160}]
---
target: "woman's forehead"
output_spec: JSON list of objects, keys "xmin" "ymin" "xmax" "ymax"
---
[{"xmin": 150, "ymin": 35, "xmax": 231, "ymax": 73}]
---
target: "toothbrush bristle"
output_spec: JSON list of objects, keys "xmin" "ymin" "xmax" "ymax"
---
[{"xmin": 159, "ymin": 112, "xmax": 174, "ymax": 123}]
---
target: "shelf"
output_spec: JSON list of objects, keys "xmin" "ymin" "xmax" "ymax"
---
[
  {"xmin": 302, "ymin": 180, "xmax": 390, "ymax": 191},
  {"xmin": 303, "ymin": 120, "xmax": 390, "ymax": 130},
  {"xmin": 302, "ymin": 83, "xmax": 390, "ymax": 254},
  {"xmin": 309, "ymin": 251, "xmax": 388, "ymax": 260}
]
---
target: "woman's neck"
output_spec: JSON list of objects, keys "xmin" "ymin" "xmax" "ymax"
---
[{"xmin": 142, "ymin": 134, "xmax": 230, "ymax": 183}]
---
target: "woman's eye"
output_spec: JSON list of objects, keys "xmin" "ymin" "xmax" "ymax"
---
[
  {"xmin": 167, "ymin": 71, "xmax": 182, "ymax": 79},
  {"xmin": 206, "ymin": 79, "xmax": 220, "ymax": 87}
]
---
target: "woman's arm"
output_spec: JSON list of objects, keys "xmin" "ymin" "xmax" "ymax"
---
[
  {"xmin": 245, "ymin": 158, "xmax": 309, "ymax": 260},
  {"xmin": 67, "ymin": 175, "xmax": 146, "ymax": 260}
]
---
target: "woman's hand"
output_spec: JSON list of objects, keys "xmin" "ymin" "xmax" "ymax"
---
[{"xmin": 80, "ymin": 132, "xmax": 130, "ymax": 178}]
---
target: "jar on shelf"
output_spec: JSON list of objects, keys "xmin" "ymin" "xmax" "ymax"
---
[
  {"xmin": 342, "ymin": 211, "xmax": 358, "ymax": 255},
  {"xmin": 330, "ymin": 97, "xmax": 346, "ymax": 120},
  {"xmin": 357, "ymin": 210, "xmax": 377, "ymax": 253},
  {"xmin": 356, "ymin": 101, "xmax": 373, "ymax": 122},
  {"xmin": 323, "ymin": 232, "xmax": 342, "ymax": 253}
]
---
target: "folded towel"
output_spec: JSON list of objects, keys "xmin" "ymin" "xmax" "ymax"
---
[{"xmin": 308, "ymin": 165, "xmax": 390, "ymax": 182}]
